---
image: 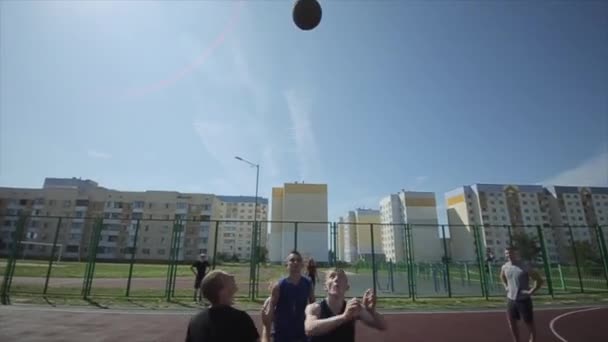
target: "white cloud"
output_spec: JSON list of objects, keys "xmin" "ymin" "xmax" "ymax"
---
[
  {"xmin": 542, "ymin": 151, "xmax": 608, "ymax": 186},
  {"xmin": 284, "ymin": 90, "xmax": 321, "ymax": 181},
  {"xmin": 190, "ymin": 27, "xmax": 282, "ymax": 197},
  {"xmin": 415, "ymin": 176, "xmax": 429, "ymax": 183},
  {"xmin": 87, "ymin": 149, "xmax": 112, "ymax": 159}
]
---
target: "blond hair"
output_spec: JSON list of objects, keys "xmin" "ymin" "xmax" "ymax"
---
[{"xmin": 201, "ymin": 270, "xmax": 226, "ymax": 304}]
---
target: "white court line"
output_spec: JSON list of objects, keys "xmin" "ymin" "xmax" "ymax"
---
[
  {"xmin": 549, "ymin": 306, "xmax": 605, "ymax": 342},
  {"xmin": 2, "ymin": 304, "xmax": 606, "ymax": 316}
]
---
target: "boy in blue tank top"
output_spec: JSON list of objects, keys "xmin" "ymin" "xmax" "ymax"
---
[{"xmin": 262, "ymin": 250, "xmax": 315, "ymax": 342}]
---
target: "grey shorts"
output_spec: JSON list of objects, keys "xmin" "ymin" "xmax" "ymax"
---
[{"xmin": 507, "ymin": 297, "xmax": 534, "ymax": 323}]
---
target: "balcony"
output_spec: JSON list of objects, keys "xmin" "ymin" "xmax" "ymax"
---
[{"xmin": 103, "ymin": 206, "xmax": 123, "ymax": 214}]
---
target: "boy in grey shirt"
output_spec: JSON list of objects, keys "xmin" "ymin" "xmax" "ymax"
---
[{"xmin": 500, "ymin": 246, "xmax": 543, "ymax": 342}]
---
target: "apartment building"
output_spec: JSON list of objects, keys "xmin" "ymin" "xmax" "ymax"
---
[
  {"xmin": 339, "ymin": 211, "xmax": 357, "ymax": 263},
  {"xmin": 446, "ymin": 184, "xmax": 561, "ymax": 262},
  {"xmin": 215, "ymin": 195, "xmax": 269, "ymax": 261},
  {"xmin": 269, "ymin": 182, "xmax": 328, "ymax": 263},
  {"xmin": 379, "ymin": 191, "xmax": 443, "ymax": 263},
  {"xmin": 338, "ymin": 209, "xmax": 384, "ymax": 263},
  {"xmin": 0, "ymin": 177, "xmax": 268, "ymax": 262},
  {"xmin": 545, "ymin": 186, "xmax": 608, "ymax": 259},
  {"xmin": 336, "ymin": 216, "xmax": 345, "ymax": 262}
]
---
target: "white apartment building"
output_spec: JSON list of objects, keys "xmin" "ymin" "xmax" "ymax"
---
[
  {"xmin": 446, "ymin": 184, "xmax": 560, "ymax": 262},
  {"xmin": 338, "ymin": 209, "xmax": 383, "ymax": 263},
  {"xmin": 340, "ymin": 211, "xmax": 357, "ymax": 263},
  {"xmin": 379, "ymin": 191, "xmax": 444, "ymax": 263},
  {"xmin": 336, "ymin": 217, "xmax": 346, "ymax": 262},
  {"xmin": 269, "ymin": 183, "xmax": 328, "ymax": 263}
]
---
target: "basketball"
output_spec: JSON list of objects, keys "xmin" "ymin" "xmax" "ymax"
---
[{"xmin": 293, "ymin": 0, "xmax": 322, "ymax": 31}]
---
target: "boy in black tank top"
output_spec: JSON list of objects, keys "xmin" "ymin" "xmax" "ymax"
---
[{"xmin": 303, "ymin": 269, "xmax": 387, "ymax": 342}]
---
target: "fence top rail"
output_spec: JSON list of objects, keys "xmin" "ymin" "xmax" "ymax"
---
[{"xmin": 0, "ymin": 214, "xmax": 605, "ymax": 229}]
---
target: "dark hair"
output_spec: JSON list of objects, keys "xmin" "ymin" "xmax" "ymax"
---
[
  {"xmin": 201, "ymin": 270, "xmax": 225, "ymax": 304},
  {"xmin": 505, "ymin": 246, "xmax": 518, "ymax": 251},
  {"xmin": 288, "ymin": 250, "xmax": 302, "ymax": 259}
]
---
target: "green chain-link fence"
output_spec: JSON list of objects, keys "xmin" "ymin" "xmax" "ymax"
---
[{"xmin": 1, "ymin": 215, "xmax": 607, "ymax": 304}]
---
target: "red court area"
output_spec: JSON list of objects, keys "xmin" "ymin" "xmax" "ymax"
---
[{"xmin": 0, "ymin": 305, "xmax": 606, "ymax": 342}]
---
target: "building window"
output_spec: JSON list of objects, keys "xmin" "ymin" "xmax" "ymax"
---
[
  {"xmin": 158, "ymin": 249, "xmax": 166, "ymax": 255},
  {"xmin": 63, "ymin": 200, "xmax": 72, "ymax": 208},
  {"xmin": 142, "ymin": 248, "xmax": 150, "ymax": 255},
  {"xmin": 66, "ymin": 245, "xmax": 79, "ymax": 253}
]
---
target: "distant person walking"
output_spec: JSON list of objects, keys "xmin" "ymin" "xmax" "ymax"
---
[
  {"xmin": 307, "ymin": 258, "xmax": 318, "ymax": 288},
  {"xmin": 500, "ymin": 246, "xmax": 543, "ymax": 342},
  {"xmin": 191, "ymin": 254, "xmax": 210, "ymax": 303}
]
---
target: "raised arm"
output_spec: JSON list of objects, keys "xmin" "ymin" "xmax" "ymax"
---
[
  {"xmin": 262, "ymin": 282, "xmax": 280, "ymax": 341},
  {"xmin": 359, "ymin": 289, "xmax": 387, "ymax": 331},
  {"xmin": 304, "ymin": 299, "xmax": 359, "ymax": 336}
]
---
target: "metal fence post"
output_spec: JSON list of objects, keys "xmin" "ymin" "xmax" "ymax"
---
[
  {"xmin": 594, "ymin": 225, "xmax": 608, "ymax": 290},
  {"xmin": 333, "ymin": 222, "xmax": 338, "ymax": 266},
  {"xmin": 441, "ymin": 225, "xmax": 452, "ymax": 298},
  {"xmin": 370, "ymin": 224, "xmax": 377, "ymax": 295},
  {"xmin": 1, "ymin": 214, "xmax": 27, "ymax": 305},
  {"xmin": 212, "ymin": 221, "xmax": 220, "ymax": 270},
  {"xmin": 247, "ymin": 220, "xmax": 257, "ymax": 301},
  {"xmin": 535, "ymin": 225, "xmax": 554, "ymax": 298},
  {"xmin": 405, "ymin": 224, "xmax": 415, "ymax": 301},
  {"xmin": 567, "ymin": 225, "xmax": 584, "ymax": 293},
  {"xmin": 255, "ymin": 221, "xmax": 263, "ymax": 298},
  {"xmin": 165, "ymin": 219, "xmax": 178, "ymax": 301},
  {"xmin": 294, "ymin": 222, "xmax": 298, "ymax": 251},
  {"xmin": 473, "ymin": 225, "xmax": 488, "ymax": 299},
  {"xmin": 86, "ymin": 218, "xmax": 103, "ymax": 298},
  {"xmin": 171, "ymin": 220, "xmax": 183, "ymax": 297},
  {"xmin": 125, "ymin": 219, "xmax": 141, "ymax": 297},
  {"xmin": 82, "ymin": 217, "xmax": 103, "ymax": 299},
  {"xmin": 43, "ymin": 217, "xmax": 62, "ymax": 295}
]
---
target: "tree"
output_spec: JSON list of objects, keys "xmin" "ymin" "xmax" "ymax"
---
[
  {"xmin": 567, "ymin": 241, "xmax": 602, "ymax": 265},
  {"xmin": 511, "ymin": 232, "xmax": 541, "ymax": 263}
]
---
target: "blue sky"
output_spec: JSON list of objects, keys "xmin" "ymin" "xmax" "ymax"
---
[{"xmin": 1, "ymin": 1, "xmax": 607, "ymax": 224}]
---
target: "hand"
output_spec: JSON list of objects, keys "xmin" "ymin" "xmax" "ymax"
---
[
  {"xmin": 261, "ymin": 297, "xmax": 272, "ymax": 327},
  {"xmin": 342, "ymin": 297, "xmax": 362, "ymax": 321},
  {"xmin": 362, "ymin": 289, "xmax": 376, "ymax": 311},
  {"xmin": 521, "ymin": 289, "xmax": 534, "ymax": 296}
]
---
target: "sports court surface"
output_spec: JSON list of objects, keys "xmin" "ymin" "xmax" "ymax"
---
[{"xmin": 1, "ymin": 304, "xmax": 606, "ymax": 341}]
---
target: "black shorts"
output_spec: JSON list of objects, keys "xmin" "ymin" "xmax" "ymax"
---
[
  {"xmin": 194, "ymin": 277, "xmax": 203, "ymax": 289},
  {"xmin": 507, "ymin": 297, "xmax": 534, "ymax": 323}
]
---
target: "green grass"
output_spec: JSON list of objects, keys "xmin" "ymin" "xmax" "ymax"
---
[
  {"xmin": 5, "ymin": 286, "xmax": 608, "ymax": 312},
  {"xmin": 0, "ymin": 259, "xmax": 285, "ymax": 281}
]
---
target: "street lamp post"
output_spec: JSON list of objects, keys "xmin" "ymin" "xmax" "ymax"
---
[{"xmin": 235, "ymin": 156, "xmax": 260, "ymax": 300}]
